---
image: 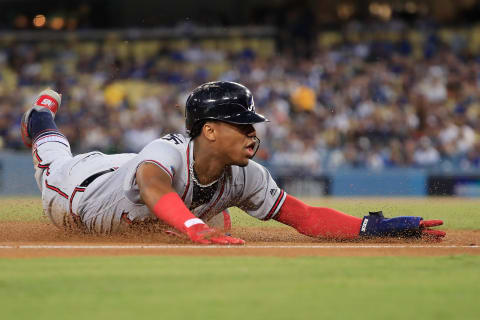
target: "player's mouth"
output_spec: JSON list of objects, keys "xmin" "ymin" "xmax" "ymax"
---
[{"xmin": 245, "ymin": 142, "xmax": 256, "ymax": 157}]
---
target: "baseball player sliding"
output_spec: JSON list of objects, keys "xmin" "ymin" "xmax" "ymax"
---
[{"xmin": 21, "ymin": 82, "xmax": 445, "ymax": 244}]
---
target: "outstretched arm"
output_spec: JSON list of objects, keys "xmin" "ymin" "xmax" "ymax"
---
[
  {"xmin": 275, "ymin": 194, "xmax": 445, "ymax": 240},
  {"xmin": 275, "ymin": 195, "xmax": 362, "ymax": 239},
  {"xmin": 136, "ymin": 162, "xmax": 244, "ymax": 244}
]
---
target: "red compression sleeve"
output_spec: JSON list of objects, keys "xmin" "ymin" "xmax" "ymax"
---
[
  {"xmin": 153, "ymin": 192, "xmax": 204, "ymax": 233},
  {"xmin": 275, "ymin": 194, "xmax": 362, "ymax": 239}
]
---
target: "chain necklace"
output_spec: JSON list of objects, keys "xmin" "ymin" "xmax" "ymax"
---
[{"xmin": 189, "ymin": 159, "xmax": 222, "ymax": 188}]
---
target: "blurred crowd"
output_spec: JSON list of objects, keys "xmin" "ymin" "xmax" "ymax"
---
[{"xmin": 2, "ymin": 27, "xmax": 480, "ymax": 173}]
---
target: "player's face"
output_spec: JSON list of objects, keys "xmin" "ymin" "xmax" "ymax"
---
[{"xmin": 214, "ymin": 122, "xmax": 258, "ymax": 167}]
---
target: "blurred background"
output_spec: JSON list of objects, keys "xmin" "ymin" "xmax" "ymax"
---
[{"xmin": 2, "ymin": 0, "xmax": 480, "ymax": 196}]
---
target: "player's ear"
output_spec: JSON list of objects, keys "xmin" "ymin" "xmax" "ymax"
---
[{"xmin": 202, "ymin": 122, "xmax": 216, "ymax": 141}]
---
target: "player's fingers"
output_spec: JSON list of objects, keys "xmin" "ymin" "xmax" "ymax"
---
[
  {"xmin": 231, "ymin": 239, "xmax": 245, "ymax": 245},
  {"xmin": 192, "ymin": 236, "xmax": 213, "ymax": 244},
  {"xmin": 224, "ymin": 236, "xmax": 245, "ymax": 245},
  {"xmin": 208, "ymin": 235, "xmax": 245, "ymax": 245},
  {"xmin": 209, "ymin": 237, "xmax": 230, "ymax": 245},
  {"xmin": 420, "ymin": 220, "xmax": 443, "ymax": 228},
  {"xmin": 422, "ymin": 229, "xmax": 446, "ymax": 238}
]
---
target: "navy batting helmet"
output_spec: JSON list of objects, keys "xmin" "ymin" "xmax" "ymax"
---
[{"xmin": 185, "ymin": 81, "xmax": 268, "ymax": 136}]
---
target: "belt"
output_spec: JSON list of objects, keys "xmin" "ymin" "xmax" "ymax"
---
[{"xmin": 79, "ymin": 168, "xmax": 116, "ymax": 188}]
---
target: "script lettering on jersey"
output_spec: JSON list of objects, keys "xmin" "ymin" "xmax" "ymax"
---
[{"xmin": 161, "ymin": 133, "xmax": 183, "ymax": 145}]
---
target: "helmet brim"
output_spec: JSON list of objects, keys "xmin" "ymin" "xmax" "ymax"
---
[{"xmin": 218, "ymin": 111, "xmax": 269, "ymax": 125}]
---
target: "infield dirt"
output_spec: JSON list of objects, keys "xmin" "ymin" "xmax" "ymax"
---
[{"xmin": 0, "ymin": 221, "xmax": 479, "ymax": 258}]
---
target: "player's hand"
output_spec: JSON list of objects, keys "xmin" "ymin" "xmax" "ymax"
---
[
  {"xmin": 419, "ymin": 220, "xmax": 446, "ymax": 239},
  {"xmin": 359, "ymin": 211, "xmax": 446, "ymax": 240},
  {"xmin": 186, "ymin": 223, "xmax": 245, "ymax": 245}
]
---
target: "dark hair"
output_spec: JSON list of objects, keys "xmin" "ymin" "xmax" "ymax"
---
[
  {"xmin": 189, "ymin": 119, "xmax": 222, "ymax": 138},
  {"xmin": 189, "ymin": 120, "xmax": 208, "ymax": 138}
]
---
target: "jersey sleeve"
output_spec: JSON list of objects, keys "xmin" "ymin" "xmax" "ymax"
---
[
  {"xmin": 123, "ymin": 135, "xmax": 186, "ymax": 203},
  {"xmin": 236, "ymin": 161, "xmax": 287, "ymax": 221},
  {"xmin": 136, "ymin": 137, "xmax": 183, "ymax": 181}
]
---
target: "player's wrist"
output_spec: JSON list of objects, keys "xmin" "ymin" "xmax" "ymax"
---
[
  {"xmin": 153, "ymin": 192, "xmax": 202, "ymax": 233},
  {"xmin": 184, "ymin": 218, "xmax": 206, "ymax": 229}
]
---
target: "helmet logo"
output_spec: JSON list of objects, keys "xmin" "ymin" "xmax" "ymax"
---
[{"xmin": 247, "ymin": 96, "xmax": 255, "ymax": 111}]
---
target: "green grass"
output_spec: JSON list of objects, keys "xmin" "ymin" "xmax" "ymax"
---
[
  {"xmin": 0, "ymin": 256, "xmax": 479, "ymax": 320},
  {"xmin": 1, "ymin": 197, "xmax": 479, "ymax": 320},
  {"xmin": 0, "ymin": 197, "xmax": 45, "ymax": 221},
  {"xmin": 2, "ymin": 196, "xmax": 480, "ymax": 229}
]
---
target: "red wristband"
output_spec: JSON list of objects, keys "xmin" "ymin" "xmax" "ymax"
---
[{"xmin": 153, "ymin": 192, "xmax": 204, "ymax": 233}]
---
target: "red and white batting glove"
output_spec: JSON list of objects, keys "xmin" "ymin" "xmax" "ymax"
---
[
  {"xmin": 153, "ymin": 192, "xmax": 245, "ymax": 245},
  {"xmin": 185, "ymin": 219, "xmax": 245, "ymax": 245}
]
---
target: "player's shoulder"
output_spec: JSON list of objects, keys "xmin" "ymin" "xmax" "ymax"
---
[
  {"xmin": 140, "ymin": 133, "xmax": 190, "ymax": 155},
  {"xmin": 159, "ymin": 133, "xmax": 189, "ymax": 146},
  {"xmin": 231, "ymin": 159, "xmax": 268, "ymax": 177},
  {"xmin": 146, "ymin": 133, "xmax": 188, "ymax": 147}
]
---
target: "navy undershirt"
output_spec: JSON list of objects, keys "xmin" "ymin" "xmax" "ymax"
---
[{"xmin": 28, "ymin": 110, "xmax": 59, "ymax": 140}]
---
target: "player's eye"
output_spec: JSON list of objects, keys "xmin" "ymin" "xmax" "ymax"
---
[{"xmin": 235, "ymin": 124, "xmax": 254, "ymax": 135}]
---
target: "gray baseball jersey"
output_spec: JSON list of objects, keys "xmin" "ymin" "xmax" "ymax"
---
[{"xmin": 35, "ymin": 132, "xmax": 286, "ymax": 234}]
